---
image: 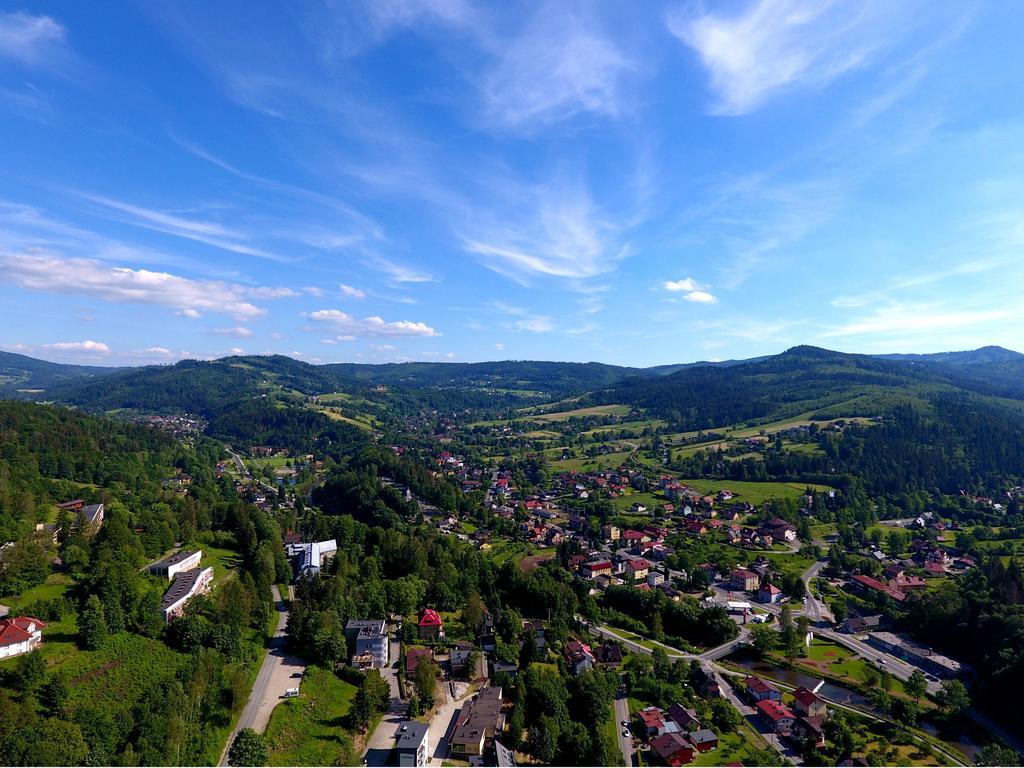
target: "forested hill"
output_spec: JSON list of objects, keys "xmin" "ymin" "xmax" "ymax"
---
[
  {"xmin": 588, "ymin": 345, "xmax": 1024, "ymax": 430},
  {"xmin": 0, "ymin": 350, "xmax": 120, "ymax": 395},
  {"xmin": 321, "ymin": 359, "xmax": 645, "ymax": 395}
]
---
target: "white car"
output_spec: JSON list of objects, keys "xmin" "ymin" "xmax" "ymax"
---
[
  {"xmin": 621, "ymin": 720, "xmax": 629, "ymax": 727},
  {"xmin": 622, "ymin": 729, "xmax": 631, "ymax": 738}
]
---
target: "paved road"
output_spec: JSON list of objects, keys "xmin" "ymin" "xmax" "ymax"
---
[
  {"xmin": 219, "ymin": 585, "xmax": 306, "ymax": 766},
  {"xmin": 801, "ymin": 560, "xmax": 831, "ymax": 623},
  {"xmin": 614, "ymin": 692, "xmax": 636, "ymax": 766},
  {"xmin": 362, "ymin": 636, "xmax": 404, "ymax": 767},
  {"xmin": 224, "ymin": 446, "xmax": 251, "ymax": 479}
]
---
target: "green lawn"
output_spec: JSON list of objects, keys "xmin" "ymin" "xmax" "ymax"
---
[
  {"xmin": 553, "ymin": 450, "xmax": 634, "ymax": 472},
  {"xmin": 264, "ymin": 666, "xmax": 359, "ymax": 766},
  {"xmin": 600, "ymin": 703, "xmax": 625, "ymax": 767},
  {"xmin": 677, "ymin": 478, "xmax": 831, "ymax": 505},
  {"xmin": 200, "ymin": 545, "xmax": 244, "ymax": 587}
]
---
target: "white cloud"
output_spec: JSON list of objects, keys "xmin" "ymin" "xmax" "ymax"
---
[
  {"xmin": 1, "ymin": 252, "xmax": 267, "ymax": 320},
  {"xmin": 495, "ymin": 343, "xmax": 505, "ymax": 350},
  {"xmin": 664, "ymin": 277, "xmax": 702, "ymax": 292},
  {"xmin": 515, "ymin": 317, "xmax": 553, "ymax": 333},
  {"xmin": 212, "ymin": 326, "xmax": 253, "ymax": 338},
  {"xmin": 45, "ymin": 339, "xmax": 110, "ymax": 354},
  {"xmin": 144, "ymin": 346, "xmax": 173, "ymax": 356},
  {"xmin": 229, "ymin": 347, "xmax": 246, "ymax": 355},
  {"xmin": 306, "ymin": 309, "xmax": 439, "ymax": 337},
  {"xmin": 370, "ymin": 344, "xmax": 397, "ymax": 352},
  {"xmin": 664, "ymin": 277, "xmax": 716, "ymax": 303},
  {"xmin": 304, "ymin": 286, "xmax": 325, "ymax": 297},
  {"xmin": 669, "ymin": 0, "xmax": 901, "ymax": 115},
  {"xmin": 340, "ymin": 283, "xmax": 366, "ymax": 298},
  {"xmin": 482, "ymin": 4, "xmax": 632, "ymax": 129},
  {"xmin": 246, "ymin": 286, "xmax": 300, "ymax": 298},
  {"xmin": 0, "ymin": 12, "xmax": 67, "ymax": 68},
  {"xmin": 180, "ymin": 308, "xmax": 202, "ymax": 319},
  {"xmin": 683, "ymin": 290, "xmax": 717, "ymax": 303}
]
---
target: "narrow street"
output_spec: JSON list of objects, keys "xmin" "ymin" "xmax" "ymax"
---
[
  {"xmin": 219, "ymin": 585, "xmax": 306, "ymax": 766},
  {"xmin": 614, "ymin": 691, "xmax": 636, "ymax": 766}
]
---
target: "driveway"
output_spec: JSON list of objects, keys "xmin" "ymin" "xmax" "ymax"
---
[
  {"xmin": 219, "ymin": 585, "xmax": 306, "ymax": 765},
  {"xmin": 362, "ymin": 636, "xmax": 404, "ymax": 767}
]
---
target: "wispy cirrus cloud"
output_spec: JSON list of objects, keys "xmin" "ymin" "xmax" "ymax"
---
[
  {"xmin": 818, "ymin": 302, "xmax": 1013, "ymax": 340},
  {"xmin": 481, "ymin": 4, "xmax": 633, "ymax": 130},
  {"xmin": 75, "ymin": 191, "xmax": 290, "ymax": 263},
  {"xmin": 0, "ymin": 12, "xmax": 70, "ymax": 69},
  {"xmin": 669, "ymin": 0, "xmax": 914, "ymax": 115},
  {"xmin": 306, "ymin": 308, "xmax": 439, "ymax": 337},
  {"xmin": 0, "ymin": 252, "xmax": 267, "ymax": 320},
  {"xmin": 461, "ymin": 177, "xmax": 630, "ymax": 282}
]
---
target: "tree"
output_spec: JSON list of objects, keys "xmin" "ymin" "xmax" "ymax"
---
[
  {"xmin": 461, "ymin": 591, "xmax": 484, "ymax": 633},
  {"xmin": 414, "ymin": 659, "xmax": 439, "ymax": 709},
  {"xmin": 830, "ymin": 599, "xmax": 849, "ymax": 624},
  {"xmin": 905, "ymin": 669, "xmax": 927, "ymax": 703},
  {"xmin": 936, "ymin": 679, "xmax": 970, "ymax": 715},
  {"xmin": 976, "ymin": 743, "xmax": 1021, "ymax": 767},
  {"xmin": 824, "ymin": 713, "xmax": 855, "ymax": 758},
  {"xmin": 750, "ymin": 624, "xmax": 779, "ymax": 658},
  {"xmin": 710, "ymin": 698, "xmax": 741, "ymax": 733},
  {"xmin": 891, "ymin": 698, "xmax": 919, "ymax": 729},
  {"xmin": 39, "ymin": 674, "xmax": 69, "ymax": 717},
  {"xmin": 30, "ymin": 718, "xmax": 90, "ymax": 766},
  {"xmin": 228, "ymin": 728, "xmax": 267, "ymax": 767},
  {"xmin": 14, "ymin": 649, "xmax": 46, "ymax": 692},
  {"xmin": 78, "ymin": 594, "xmax": 108, "ymax": 650}
]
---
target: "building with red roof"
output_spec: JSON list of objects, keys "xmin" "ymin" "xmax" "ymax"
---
[
  {"xmin": 792, "ymin": 686, "xmax": 827, "ymax": 717},
  {"xmin": 417, "ymin": 608, "xmax": 445, "ymax": 640},
  {"xmin": 0, "ymin": 616, "xmax": 46, "ymax": 659},
  {"xmin": 650, "ymin": 732, "xmax": 694, "ymax": 766},
  {"xmin": 756, "ymin": 700, "xmax": 795, "ymax": 734},
  {"xmin": 744, "ymin": 676, "xmax": 781, "ymax": 702}
]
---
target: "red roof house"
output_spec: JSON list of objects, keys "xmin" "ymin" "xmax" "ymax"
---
[{"xmin": 417, "ymin": 608, "xmax": 445, "ymax": 640}]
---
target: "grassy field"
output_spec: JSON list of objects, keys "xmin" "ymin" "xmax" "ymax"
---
[
  {"xmin": 600, "ymin": 703, "xmax": 625, "ymax": 767},
  {"xmin": 265, "ymin": 666, "xmax": 358, "ymax": 766},
  {"xmin": 312, "ymin": 404, "xmax": 378, "ymax": 431},
  {"xmin": 609, "ymin": 491, "xmax": 665, "ymax": 512},
  {"xmin": 552, "ymin": 450, "xmax": 635, "ymax": 472},
  {"xmin": 677, "ymin": 478, "xmax": 831, "ymax": 505},
  {"xmin": 528, "ymin": 404, "xmax": 631, "ymax": 422},
  {"xmin": 201, "ymin": 545, "xmax": 245, "ymax": 588}
]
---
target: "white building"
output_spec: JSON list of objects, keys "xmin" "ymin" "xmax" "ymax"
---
[
  {"xmin": 149, "ymin": 549, "xmax": 202, "ymax": 581},
  {"xmin": 161, "ymin": 567, "xmax": 214, "ymax": 622},
  {"xmin": 396, "ymin": 722, "xmax": 429, "ymax": 767},
  {"xmin": 0, "ymin": 616, "xmax": 46, "ymax": 659},
  {"xmin": 286, "ymin": 539, "xmax": 338, "ymax": 577},
  {"xmin": 345, "ymin": 618, "xmax": 389, "ymax": 669}
]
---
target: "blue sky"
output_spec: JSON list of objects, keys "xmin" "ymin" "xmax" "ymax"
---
[{"xmin": 2, "ymin": 1, "xmax": 1024, "ymax": 368}]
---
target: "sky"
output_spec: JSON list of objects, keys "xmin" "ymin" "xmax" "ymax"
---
[{"xmin": 2, "ymin": 0, "xmax": 1024, "ymax": 368}]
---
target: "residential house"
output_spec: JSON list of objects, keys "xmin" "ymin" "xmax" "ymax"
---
[
  {"xmin": 793, "ymin": 716, "xmax": 826, "ymax": 748},
  {"xmin": 449, "ymin": 687, "xmax": 504, "ymax": 758},
  {"xmin": 149, "ymin": 549, "xmax": 202, "ymax": 581},
  {"xmin": 0, "ymin": 616, "xmax": 46, "ymax": 659},
  {"xmin": 418, "ymin": 608, "xmax": 445, "ymax": 641},
  {"xmin": 689, "ymin": 729, "xmax": 719, "ymax": 753},
  {"xmin": 650, "ymin": 732, "xmax": 694, "ymax": 767},
  {"xmin": 756, "ymin": 700, "xmax": 795, "ymax": 735},
  {"xmin": 160, "ymin": 567, "xmax": 213, "ymax": 622},
  {"xmin": 758, "ymin": 581, "xmax": 782, "ymax": 605},
  {"xmin": 693, "ymin": 666, "xmax": 721, "ymax": 698},
  {"xmin": 668, "ymin": 704, "xmax": 701, "ymax": 732},
  {"xmin": 763, "ymin": 517, "xmax": 797, "ymax": 542},
  {"xmin": 396, "ymin": 722, "xmax": 430, "ymax": 768},
  {"xmin": 745, "ymin": 676, "xmax": 781, "ymax": 702},
  {"xmin": 565, "ymin": 639, "xmax": 595, "ymax": 675},
  {"xmin": 638, "ymin": 707, "xmax": 669, "ymax": 736},
  {"xmin": 626, "ymin": 558, "xmax": 650, "ymax": 581},
  {"xmin": 792, "ymin": 687, "xmax": 827, "ymax": 718},
  {"xmin": 595, "ymin": 641, "xmax": 623, "ymax": 669},
  {"xmin": 647, "ymin": 571, "xmax": 666, "ymax": 587},
  {"xmin": 601, "ymin": 525, "xmax": 621, "ymax": 543},
  {"xmin": 730, "ymin": 569, "xmax": 760, "ymax": 592},
  {"xmin": 583, "ymin": 560, "xmax": 612, "ymax": 580}
]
